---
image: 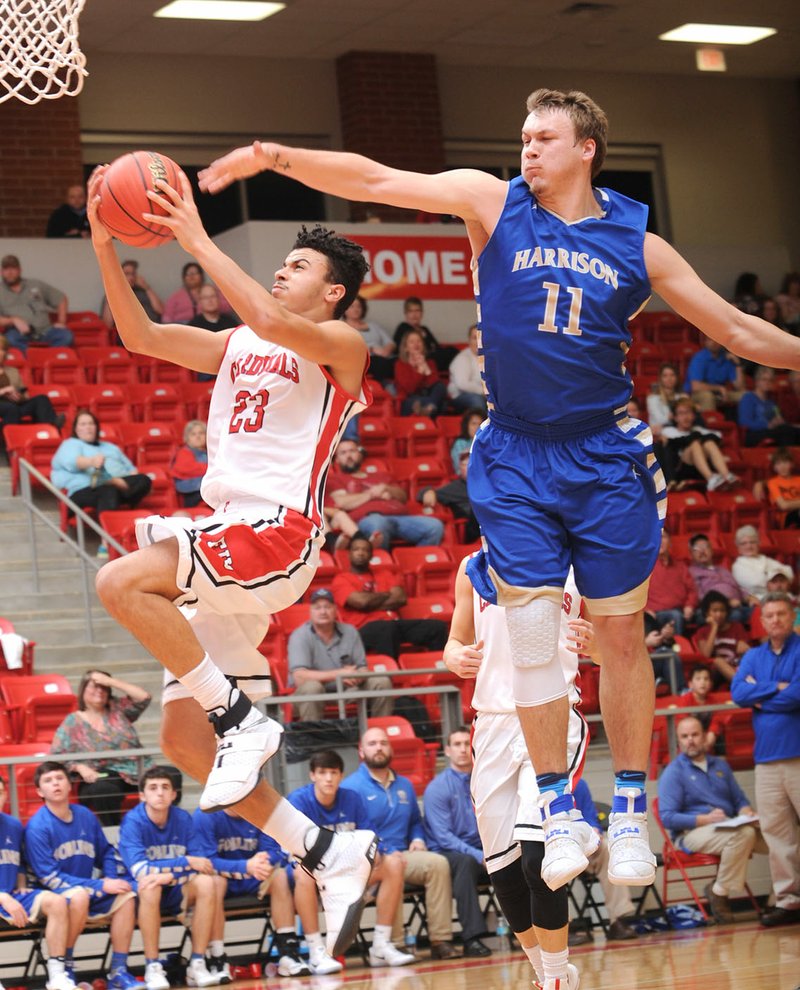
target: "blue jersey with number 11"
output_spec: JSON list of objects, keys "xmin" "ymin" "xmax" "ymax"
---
[{"xmin": 476, "ymin": 177, "xmax": 650, "ymax": 428}]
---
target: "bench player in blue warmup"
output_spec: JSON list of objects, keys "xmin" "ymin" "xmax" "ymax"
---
[{"xmin": 199, "ymin": 88, "xmax": 800, "ymax": 891}]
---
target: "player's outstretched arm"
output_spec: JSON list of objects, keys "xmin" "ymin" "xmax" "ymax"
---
[
  {"xmin": 199, "ymin": 140, "xmax": 505, "ymax": 228},
  {"xmin": 443, "ymin": 558, "xmax": 484, "ymax": 679},
  {"xmin": 645, "ymin": 234, "xmax": 800, "ymax": 370}
]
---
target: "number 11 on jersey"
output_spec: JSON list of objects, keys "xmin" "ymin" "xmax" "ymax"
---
[{"xmin": 538, "ymin": 281, "xmax": 584, "ymax": 336}]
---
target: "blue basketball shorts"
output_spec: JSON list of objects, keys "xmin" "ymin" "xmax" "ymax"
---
[
  {"xmin": 466, "ymin": 415, "xmax": 666, "ymax": 605},
  {"xmin": 225, "ymin": 877, "xmax": 260, "ymax": 899},
  {"xmin": 0, "ymin": 888, "xmax": 46, "ymax": 922}
]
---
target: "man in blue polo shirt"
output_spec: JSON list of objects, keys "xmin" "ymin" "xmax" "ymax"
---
[
  {"xmin": 684, "ymin": 335, "xmax": 743, "ymax": 412},
  {"xmin": 732, "ymin": 592, "xmax": 800, "ymax": 928}
]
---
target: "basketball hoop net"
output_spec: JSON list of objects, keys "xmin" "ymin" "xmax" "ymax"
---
[{"xmin": 0, "ymin": 0, "xmax": 88, "ymax": 105}]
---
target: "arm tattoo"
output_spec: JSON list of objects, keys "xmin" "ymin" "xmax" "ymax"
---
[{"xmin": 273, "ymin": 151, "xmax": 291, "ymax": 172}]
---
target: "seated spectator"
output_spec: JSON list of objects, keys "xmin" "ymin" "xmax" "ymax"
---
[
  {"xmin": 627, "ymin": 396, "xmax": 642, "ymax": 419},
  {"xmin": 343, "ymin": 295, "xmax": 395, "ymax": 382},
  {"xmin": 731, "ymin": 525, "xmax": 793, "ymax": 603},
  {"xmin": 0, "ymin": 254, "xmax": 73, "ymax": 353},
  {"xmin": 332, "ymin": 534, "xmax": 448, "ymax": 659},
  {"xmin": 776, "ymin": 271, "xmax": 800, "ymax": 335},
  {"xmin": 760, "ymin": 298, "xmax": 786, "ymax": 331},
  {"xmin": 732, "ymin": 272, "xmax": 765, "ymax": 316},
  {"xmin": 170, "ymin": 420, "xmax": 208, "ymax": 508},
  {"xmin": 50, "ymin": 669, "xmax": 156, "ymax": 826},
  {"xmin": 450, "ymin": 406, "xmax": 485, "ymax": 473},
  {"xmin": 343, "ymin": 727, "xmax": 457, "ymax": 959},
  {"xmin": 423, "ymin": 727, "xmax": 493, "ymax": 957},
  {"xmin": 660, "ymin": 397, "xmax": 738, "ymax": 491},
  {"xmin": 394, "ymin": 329, "xmax": 448, "ymax": 417},
  {"xmin": 191, "ymin": 808, "xmax": 292, "ymax": 981},
  {"xmin": 646, "ymin": 529, "xmax": 698, "ymax": 637},
  {"xmin": 0, "ymin": 772, "xmax": 84, "ymax": 990},
  {"xmin": 287, "ymin": 588, "xmax": 393, "ymax": 720},
  {"xmin": 393, "ymin": 296, "xmax": 456, "ymax": 372},
  {"xmin": 26, "ymin": 761, "xmax": 137, "ymax": 989},
  {"xmin": 188, "ymin": 285, "xmax": 241, "ymax": 334},
  {"xmin": 657, "ymin": 715, "xmax": 767, "ymax": 924},
  {"xmin": 289, "ymin": 749, "xmax": 414, "ymax": 971},
  {"xmin": 683, "ymin": 335, "xmax": 743, "ymax": 412},
  {"xmin": 162, "ymin": 262, "xmax": 234, "ymax": 325},
  {"xmin": 738, "ymin": 367, "xmax": 800, "ymax": 447},
  {"xmin": 688, "ymin": 533, "xmax": 749, "ymax": 624},
  {"xmin": 0, "ymin": 335, "xmax": 63, "ymax": 428},
  {"xmin": 46, "ymin": 184, "xmax": 90, "ymax": 239},
  {"xmin": 119, "ymin": 767, "xmax": 218, "ymax": 990},
  {"xmin": 51, "ymin": 410, "xmax": 152, "ymax": 556},
  {"xmin": 676, "ymin": 665, "xmax": 725, "ymax": 749},
  {"xmin": 447, "ymin": 324, "xmax": 486, "ymax": 414},
  {"xmin": 764, "ymin": 448, "xmax": 800, "ymax": 528},
  {"xmin": 101, "ymin": 260, "xmax": 163, "ymax": 329},
  {"xmin": 327, "ymin": 438, "xmax": 443, "ymax": 547},
  {"xmin": 646, "ymin": 362, "xmax": 686, "ymax": 437},
  {"xmin": 777, "ymin": 369, "xmax": 800, "ymax": 424},
  {"xmin": 644, "ymin": 613, "xmax": 685, "ymax": 693},
  {"xmin": 692, "ymin": 591, "xmax": 750, "ymax": 688},
  {"xmin": 419, "ymin": 448, "xmax": 480, "ymax": 543}
]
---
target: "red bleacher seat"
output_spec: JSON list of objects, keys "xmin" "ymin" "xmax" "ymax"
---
[
  {"xmin": 26, "ymin": 384, "xmax": 75, "ymax": 421},
  {"xmin": 2, "ymin": 347, "xmax": 26, "ymax": 371},
  {"xmin": 116, "ymin": 422, "xmax": 179, "ymax": 461},
  {"xmin": 666, "ymin": 490, "xmax": 715, "ymax": 536},
  {"xmin": 71, "ymin": 384, "xmax": 130, "ymax": 423},
  {"xmin": 388, "ymin": 457, "xmax": 451, "ymax": 490},
  {"xmin": 149, "ymin": 360, "xmax": 192, "ymax": 385},
  {"xmin": 0, "ymin": 674, "xmax": 76, "ymax": 743},
  {"xmin": 399, "ymin": 594, "xmax": 454, "ymax": 625},
  {"xmin": 277, "ymin": 604, "xmax": 311, "ymax": 638},
  {"xmin": 391, "ymin": 546, "xmax": 456, "ymax": 596},
  {"xmin": 706, "ymin": 490, "xmax": 768, "ymax": 534},
  {"xmin": 302, "ymin": 551, "xmax": 340, "ymax": 600},
  {"xmin": 98, "ymin": 509, "xmax": 150, "ymax": 558},
  {"xmin": 179, "ymin": 381, "xmax": 215, "ymax": 420},
  {"xmin": 139, "ymin": 468, "xmax": 179, "ymax": 512},
  {"xmin": 359, "ymin": 418, "xmax": 394, "ymax": 459},
  {"xmin": 85, "ymin": 347, "xmax": 138, "ymax": 385},
  {"xmin": 0, "ymin": 617, "xmax": 35, "ymax": 676},
  {"xmin": 0, "ymin": 743, "xmax": 52, "ymax": 822},
  {"xmin": 3, "ymin": 424, "xmax": 61, "ymax": 495},
  {"xmin": 389, "ymin": 416, "xmax": 441, "ymax": 457},
  {"xmin": 25, "ymin": 347, "xmax": 83, "ymax": 386},
  {"xmin": 128, "ymin": 384, "xmax": 184, "ymax": 422},
  {"xmin": 770, "ymin": 529, "xmax": 800, "ymax": 565}
]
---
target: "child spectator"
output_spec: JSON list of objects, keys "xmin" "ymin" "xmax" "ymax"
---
[
  {"xmin": 170, "ymin": 420, "xmax": 208, "ymax": 508},
  {"xmin": 677, "ymin": 665, "xmax": 725, "ymax": 748},
  {"xmin": 764, "ymin": 448, "xmax": 800, "ymax": 528},
  {"xmin": 692, "ymin": 591, "xmax": 750, "ymax": 687},
  {"xmin": 450, "ymin": 406, "xmax": 484, "ymax": 473}
]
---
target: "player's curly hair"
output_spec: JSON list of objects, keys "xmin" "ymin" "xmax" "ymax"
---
[
  {"xmin": 293, "ymin": 224, "xmax": 370, "ymax": 319},
  {"xmin": 525, "ymin": 88, "xmax": 608, "ymax": 179}
]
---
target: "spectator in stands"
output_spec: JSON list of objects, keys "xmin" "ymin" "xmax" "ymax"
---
[
  {"xmin": 570, "ymin": 778, "xmax": 638, "ymax": 942},
  {"xmin": 101, "ymin": 260, "xmax": 163, "ymax": 330},
  {"xmin": 51, "ymin": 411, "xmax": 152, "ymax": 556},
  {"xmin": 646, "ymin": 362, "xmax": 686, "ymax": 437},
  {"xmin": 190, "ymin": 808, "xmax": 292, "ymax": 981},
  {"xmin": 658, "ymin": 715, "xmax": 767, "ymax": 924},
  {"xmin": 733, "ymin": 272, "xmax": 765, "ymax": 316},
  {"xmin": 343, "ymin": 727, "xmax": 457, "ymax": 958},
  {"xmin": 764, "ymin": 448, "xmax": 800, "ymax": 528},
  {"xmin": 450, "ymin": 406, "xmax": 484, "ymax": 473},
  {"xmin": 0, "ymin": 254, "xmax": 73, "ymax": 354},
  {"xmin": 778, "ymin": 370, "xmax": 800, "ymax": 425},
  {"xmin": 0, "ymin": 772, "xmax": 85, "ymax": 990},
  {"xmin": 289, "ymin": 749, "xmax": 414, "ymax": 971},
  {"xmin": 188, "ymin": 285, "xmax": 240, "ymax": 335},
  {"xmin": 422, "ymin": 727, "xmax": 493, "ymax": 957},
  {"xmin": 447, "ymin": 324, "xmax": 486, "ymax": 414},
  {"xmin": 50, "ymin": 668, "xmax": 154, "ymax": 826},
  {"xmin": 419, "ymin": 448, "xmax": 480, "ymax": 543},
  {"xmin": 760, "ymin": 298, "xmax": 786, "ymax": 331},
  {"xmin": 162, "ymin": 263, "xmax": 234, "ymax": 325},
  {"xmin": 676, "ymin": 665, "xmax": 725, "ymax": 748},
  {"xmin": 327, "ymin": 438, "xmax": 443, "ymax": 547},
  {"xmin": 321, "ymin": 503, "xmax": 380, "ymax": 553},
  {"xmin": 688, "ymin": 533, "xmax": 749, "ymax": 623},
  {"xmin": 731, "ymin": 592, "xmax": 800, "ymax": 927},
  {"xmin": 643, "ymin": 614, "xmax": 684, "ymax": 693},
  {"xmin": 287, "ymin": 588, "xmax": 393, "ymax": 720},
  {"xmin": 393, "ymin": 297, "xmax": 456, "ymax": 371},
  {"xmin": 343, "ymin": 295, "xmax": 395, "ymax": 382},
  {"xmin": 394, "ymin": 329, "xmax": 448, "ymax": 417},
  {"xmin": 118, "ymin": 766, "xmax": 217, "ymax": 990},
  {"xmin": 169, "ymin": 420, "xmax": 208, "ymax": 509},
  {"xmin": 46, "ymin": 184, "xmax": 90, "ymax": 239},
  {"xmin": 0, "ymin": 335, "xmax": 63, "ymax": 428},
  {"xmin": 692, "ymin": 591, "xmax": 750, "ymax": 688},
  {"xmin": 645, "ymin": 529, "xmax": 698, "ymax": 637},
  {"xmin": 332, "ymin": 534, "xmax": 449, "ymax": 659},
  {"xmin": 731, "ymin": 525, "xmax": 793, "ymax": 603},
  {"xmin": 25, "ymin": 761, "xmax": 137, "ymax": 989},
  {"xmin": 776, "ymin": 272, "xmax": 800, "ymax": 335},
  {"xmin": 660, "ymin": 397, "xmax": 738, "ymax": 492},
  {"xmin": 683, "ymin": 334, "xmax": 743, "ymax": 412},
  {"xmin": 738, "ymin": 367, "xmax": 800, "ymax": 448}
]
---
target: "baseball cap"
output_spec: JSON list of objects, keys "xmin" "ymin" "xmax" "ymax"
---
[
  {"xmin": 1, "ymin": 254, "xmax": 20, "ymax": 268},
  {"xmin": 310, "ymin": 588, "xmax": 335, "ymax": 603},
  {"xmin": 767, "ymin": 569, "xmax": 789, "ymax": 582}
]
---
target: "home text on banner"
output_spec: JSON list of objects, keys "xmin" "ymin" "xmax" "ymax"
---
[{"xmin": 345, "ymin": 234, "xmax": 473, "ymax": 301}]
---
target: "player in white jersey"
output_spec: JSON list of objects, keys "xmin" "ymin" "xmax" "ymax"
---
[
  {"xmin": 87, "ymin": 169, "xmax": 377, "ymax": 958},
  {"xmin": 444, "ymin": 556, "xmax": 594, "ymax": 990}
]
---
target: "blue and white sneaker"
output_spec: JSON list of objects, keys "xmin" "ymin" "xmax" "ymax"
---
[
  {"xmin": 107, "ymin": 969, "xmax": 139, "ymax": 990},
  {"xmin": 539, "ymin": 791, "xmax": 600, "ymax": 891},
  {"xmin": 608, "ymin": 788, "xmax": 656, "ymax": 886}
]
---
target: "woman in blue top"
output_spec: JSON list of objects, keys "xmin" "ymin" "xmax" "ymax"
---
[{"xmin": 51, "ymin": 409, "xmax": 152, "ymax": 531}]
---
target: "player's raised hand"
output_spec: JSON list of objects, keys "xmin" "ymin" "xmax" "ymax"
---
[
  {"xmin": 144, "ymin": 172, "xmax": 208, "ymax": 256},
  {"xmin": 198, "ymin": 140, "xmax": 270, "ymax": 194},
  {"xmin": 87, "ymin": 165, "xmax": 113, "ymax": 248},
  {"xmin": 444, "ymin": 639, "xmax": 484, "ymax": 678}
]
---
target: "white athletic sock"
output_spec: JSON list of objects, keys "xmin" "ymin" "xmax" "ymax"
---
[
  {"xmin": 261, "ymin": 799, "xmax": 318, "ymax": 859},
  {"xmin": 306, "ymin": 932, "xmax": 325, "ymax": 957},
  {"xmin": 208, "ymin": 940, "xmax": 224, "ymax": 958},
  {"xmin": 523, "ymin": 943, "xmax": 544, "ymax": 983},
  {"xmin": 47, "ymin": 959, "xmax": 66, "ymax": 979},
  {"xmin": 373, "ymin": 924, "xmax": 392, "ymax": 951},
  {"xmin": 541, "ymin": 947, "xmax": 569, "ymax": 982},
  {"xmin": 178, "ymin": 654, "xmax": 234, "ymax": 713}
]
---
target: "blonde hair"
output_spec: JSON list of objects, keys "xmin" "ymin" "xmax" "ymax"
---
[
  {"xmin": 525, "ymin": 88, "xmax": 608, "ymax": 178},
  {"xmin": 183, "ymin": 419, "xmax": 207, "ymax": 443}
]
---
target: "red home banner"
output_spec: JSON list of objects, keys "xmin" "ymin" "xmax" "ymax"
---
[{"xmin": 344, "ymin": 233, "xmax": 474, "ymax": 300}]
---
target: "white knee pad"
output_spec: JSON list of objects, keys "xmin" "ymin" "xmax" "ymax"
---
[
  {"xmin": 506, "ymin": 598, "xmax": 561, "ymax": 668},
  {"xmin": 512, "ymin": 658, "xmax": 568, "ymax": 707}
]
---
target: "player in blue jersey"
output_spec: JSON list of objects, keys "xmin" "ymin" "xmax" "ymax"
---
[
  {"xmin": 201, "ymin": 87, "xmax": 800, "ymax": 892},
  {"xmin": 118, "ymin": 767, "xmax": 217, "ymax": 990},
  {"xmin": 190, "ymin": 808, "xmax": 305, "ymax": 979},
  {"xmin": 288, "ymin": 750, "xmax": 414, "ymax": 972},
  {"xmin": 25, "ymin": 762, "xmax": 137, "ymax": 989},
  {"xmin": 0, "ymin": 773, "xmax": 87, "ymax": 990}
]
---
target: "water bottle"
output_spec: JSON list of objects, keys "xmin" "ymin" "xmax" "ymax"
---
[
  {"xmin": 496, "ymin": 913, "xmax": 511, "ymax": 953},
  {"xmin": 403, "ymin": 927, "xmax": 417, "ymax": 955}
]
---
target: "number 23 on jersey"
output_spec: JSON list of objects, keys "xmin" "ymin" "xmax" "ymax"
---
[{"xmin": 228, "ymin": 388, "xmax": 270, "ymax": 433}]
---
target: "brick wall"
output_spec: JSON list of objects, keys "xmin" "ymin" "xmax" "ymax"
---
[
  {"xmin": 0, "ymin": 97, "xmax": 84, "ymax": 237},
  {"xmin": 336, "ymin": 51, "xmax": 446, "ymax": 222}
]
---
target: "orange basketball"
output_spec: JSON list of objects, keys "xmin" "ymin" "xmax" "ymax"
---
[{"xmin": 97, "ymin": 151, "xmax": 181, "ymax": 248}]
